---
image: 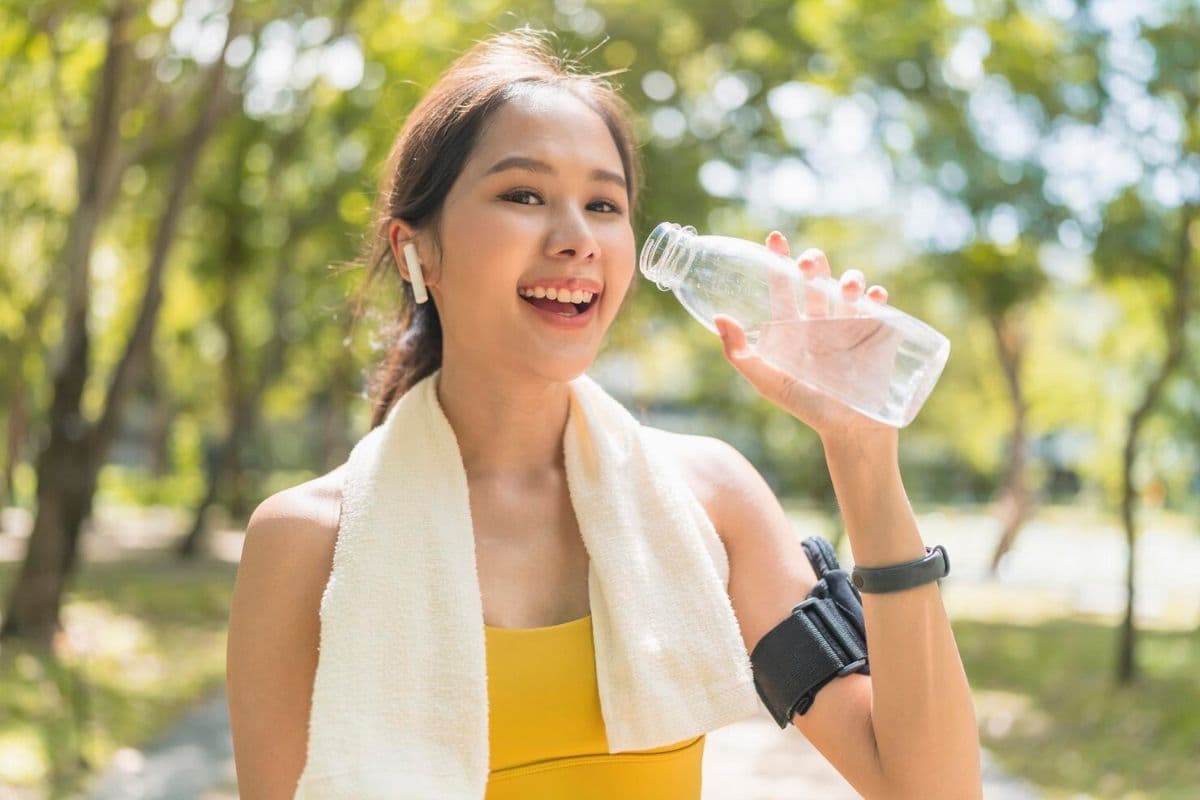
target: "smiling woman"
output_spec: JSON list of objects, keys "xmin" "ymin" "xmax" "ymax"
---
[
  {"xmin": 227, "ymin": 26, "xmax": 736, "ymax": 800},
  {"xmin": 329, "ymin": 32, "xmax": 645, "ymax": 426},
  {"xmin": 226, "ymin": 23, "xmax": 980, "ymax": 800}
]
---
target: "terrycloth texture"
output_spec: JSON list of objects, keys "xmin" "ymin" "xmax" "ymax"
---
[{"xmin": 293, "ymin": 368, "xmax": 761, "ymax": 799}]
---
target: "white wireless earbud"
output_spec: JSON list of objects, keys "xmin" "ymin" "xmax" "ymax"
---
[{"xmin": 402, "ymin": 242, "xmax": 428, "ymax": 304}]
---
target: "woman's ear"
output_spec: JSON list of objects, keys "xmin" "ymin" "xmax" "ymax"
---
[
  {"xmin": 388, "ymin": 219, "xmax": 437, "ymax": 289},
  {"xmin": 387, "ymin": 219, "xmax": 417, "ymax": 280}
]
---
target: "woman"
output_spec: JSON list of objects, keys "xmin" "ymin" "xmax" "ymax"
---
[{"xmin": 226, "ymin": 27, "xmax": 981, "ymax": 799}]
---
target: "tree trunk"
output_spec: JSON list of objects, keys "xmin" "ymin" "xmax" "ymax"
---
[
  {"xmin": 178, "ymin": 284, "xmax": 252, "ymax": 557},
  {"xmin": 178, "ymin": 129, "xmax": 266, "ymax": 556},
  {"xmin": 3, "ymin": 377, "xmax": 28, "ymax": 511},
  {"xmin": 1, "ymin": 5, "xmax": 237, "ymax": 648},
  {"xmin": 175, "ymin": 0, "xmax": 364, "ymax": 555},
  {"xmin": 1116, "ymin": 204, "xmax": 1195, "ymax": 685},
  {"xmin": 146, "ymin": 362, "xmax": 174, "ymax": 477},
  {"xmin": 0, "ymin": 1, "xmax": 132, "ymax": 649},
  {"xmin": 177, "ymin": 436, "xmax": 228, "ymax": 559},
  {"xmin": 1, "ymin": 240, "xmax": 64, "ymax": 514},
  {"xmin": 0, "ymin": 425, "xmax": 98, "ymax": 646},
  {"xmin": 987, "ymin": 311, "xmax": 1036, "ymax": 575}
]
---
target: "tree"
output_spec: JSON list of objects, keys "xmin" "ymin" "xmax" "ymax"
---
[
  {"xmin": 1096, "ymin": 194, "xmax": 1196, "ymax": 683},
  {"xmin": 1, "ymin": 0, "xmax": 243, "ymax": 647},
  {"xmin": 1090, "ymin": 3, "xmax": 1199, "ymax": 683}
]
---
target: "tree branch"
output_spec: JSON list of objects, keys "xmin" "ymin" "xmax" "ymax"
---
[{"xmin": 90, "ymin": 6, "xmax": 245, "ymax": 459}]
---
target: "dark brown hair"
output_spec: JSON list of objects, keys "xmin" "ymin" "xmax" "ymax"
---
[{"xmin": 348, "ymin": 27, "xmax": 643, "ymax": 430}]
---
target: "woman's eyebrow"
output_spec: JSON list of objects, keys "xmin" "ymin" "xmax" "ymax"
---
[{"xmin": 484, "ymin": 155, "xmax": 626, "ymax": 190}]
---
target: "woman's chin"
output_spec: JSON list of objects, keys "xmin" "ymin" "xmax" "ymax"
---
[{"xmin": 515, "ymin": 346, "xmax": 600, "ymax": 384}]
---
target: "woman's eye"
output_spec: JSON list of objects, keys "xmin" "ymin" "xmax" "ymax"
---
[
  {"xmin": 590, "ymin": 199, "xmax": 622, "ymax": 214},
  {"xmin": 501, "ymin": 189, "xmax": 543, "ymax": 205},
  {"xmin": 500, "ymin": 190, "xmax": 622, "ymax": 214}
]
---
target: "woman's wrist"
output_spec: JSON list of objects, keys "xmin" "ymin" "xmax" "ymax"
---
[
  {"xmin": 819, "ymin": 432, "xmax": 927, "ymax": 569},
  {"xmin": 819, "ymin": 426, "xmax": 899, "ymax": 467},
  {"xmin": 821, "ymin": 429, "xmax": 901, "ymax": 498}
]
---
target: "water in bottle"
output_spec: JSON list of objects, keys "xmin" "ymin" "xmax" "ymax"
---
[{"xmin": 638, "ymin": 222, "xmax": 950, "ymax": 428}]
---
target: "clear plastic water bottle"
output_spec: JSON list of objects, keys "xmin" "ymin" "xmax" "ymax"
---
[{"xmin": 639, "ymin": 222, "xmax": 950, "ymax": 428}]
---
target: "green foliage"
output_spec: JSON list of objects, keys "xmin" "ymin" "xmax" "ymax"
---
[
  {"xmin": 958, "ymin": 617, "xmax": 1200, "ymax": 798},
  {"xmin": 96, "ymin": 464, "xmax": 205, "ymax": 509},
  {"xmin": 1, "ymin": 0, "xmax": 1198, "ymax": 531},
  {"xmin": 941, "ymin": 241, "xmax": 1048, "ymax": 317},
  {"xmin": 1094, "ymin": 188, "xmax": 1179, "ymax": 280}
]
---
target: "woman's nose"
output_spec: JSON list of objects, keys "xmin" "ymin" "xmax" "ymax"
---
[{"xmin": 548, "ymin": 211, "xmax": 600, "ymax": 260}]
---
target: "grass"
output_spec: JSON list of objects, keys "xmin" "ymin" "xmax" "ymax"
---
[
  {"xmin": 955, "ymin": 616, "xmax": 1200, "ymax": 799},
  {"xmin": 0, "ymin": 556, "xmax": 236, "ymax": 798}
]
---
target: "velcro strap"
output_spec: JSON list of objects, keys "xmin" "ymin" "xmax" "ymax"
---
[
  {"xmin": 801, "ymin": 535, "xmax": 840, "ymax": 578},
  {"xmin": 749, "ymin": 592, "xmax": 870, "ymax": 729}
]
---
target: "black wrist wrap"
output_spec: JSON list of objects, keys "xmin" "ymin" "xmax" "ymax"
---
[{"xmin": 749, "ymin": 536, "xmax": 871, "ymax": 729}]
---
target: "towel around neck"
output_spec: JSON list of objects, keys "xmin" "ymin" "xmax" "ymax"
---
[{"xmin": 293, "ymin": 368, "xmax": 760, "ymax": 799}]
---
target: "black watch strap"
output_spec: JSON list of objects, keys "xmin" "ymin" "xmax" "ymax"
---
[{"xmin": 850, "ymin": 545, "xmax": 949, "ymax": 593}]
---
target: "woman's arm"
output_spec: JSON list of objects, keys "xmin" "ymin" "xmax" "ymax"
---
[
  {"xmin": 226, "ymin": 487, "xmax": 338, "ymax": 800},
  {"xmin": 709, "ymin": 232, "xmax": 982, "ymax": 798},
  {"xmin": 703, "ymin": 432, "xmax": 980, "ymax": 800},
  {"xmin": 822, "ymin": 431, "xmax": 981, "ymax": 799},
  {"xmin": 696, "ymin": 435, "xmax": 888, "ymax": 798}
]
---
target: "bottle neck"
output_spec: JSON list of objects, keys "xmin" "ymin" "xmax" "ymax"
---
[{"xmin": 639, "ymin": 222, "xmax": 698, "ymax": 291}]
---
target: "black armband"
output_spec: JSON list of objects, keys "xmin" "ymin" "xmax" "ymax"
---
[{"xmin": 749, "ymin": 536, "xmax": 870, "ymax": 729}]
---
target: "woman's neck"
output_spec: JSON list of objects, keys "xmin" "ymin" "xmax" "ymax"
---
[{"xmin": 435, "ymin": 361, "xmax": 572, "ymax": 481}]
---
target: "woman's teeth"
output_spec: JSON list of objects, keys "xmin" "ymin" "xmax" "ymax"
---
[{"xmin": 517, "ymin": 287, "xmax": 595, "ymax": 304}]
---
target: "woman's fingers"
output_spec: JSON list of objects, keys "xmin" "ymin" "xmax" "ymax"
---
[
  {"xmin": 866, "ymin": 284, "xmax": 889, "ymax": 304},
  {"xmin": 765, "ymin": 231, "xmax": 800, "ymax": 321},
  {"xmin": 835, "ymin": 269, "xmax": 866, "ymax": 316},
  {"xmin": 840, "ymin": 269, "xmax": 865, "ymax": 302},
  {"xmin": 797, "ymin": 248, "xmax": 831, "ymax": 317},
  {"xmin": 797, "ymin": 248, "xmax": 831, "ymax": 278},
  {"xmin": 766, "ymin": 230, "xmax": 790, "ymax": 257}
]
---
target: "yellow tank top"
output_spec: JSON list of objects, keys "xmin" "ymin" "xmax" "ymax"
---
[{"xmin": 483, "ymin": 613, "xmax": 705, "ymax": 799}]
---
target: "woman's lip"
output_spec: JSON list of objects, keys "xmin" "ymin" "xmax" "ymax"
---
[{"xmin": 519, "ymin": 294, "xmax": 599, "ymax": 329}]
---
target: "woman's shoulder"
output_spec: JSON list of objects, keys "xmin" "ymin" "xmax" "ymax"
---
[
  {"xmin": 641, "ymin": 427, "xmax": 746, "ymax": 540},
  {"xmin": 243, "ymin": 463, "xmax": 346, "ymax": 558}
]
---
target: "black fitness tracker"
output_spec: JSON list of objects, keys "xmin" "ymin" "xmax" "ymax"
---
[{"xmin": 850, "ymin": 545, "xmax": 950, "ymax": 594}]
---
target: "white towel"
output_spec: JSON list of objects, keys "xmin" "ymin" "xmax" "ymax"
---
[{"xmin": 293, "ymin": 368, "xmax": 760, "ymax": 799}]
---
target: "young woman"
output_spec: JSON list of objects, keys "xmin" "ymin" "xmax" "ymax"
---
[{"xmin": 226, "ymin": 28, "xmax": 981, "ymax": 800}]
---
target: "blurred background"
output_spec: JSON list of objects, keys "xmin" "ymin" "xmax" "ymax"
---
[{"xmin": 1, "ymin": 0, "xmax": 1197, "ymax": 798}]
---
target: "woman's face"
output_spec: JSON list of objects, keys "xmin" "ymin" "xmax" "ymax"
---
[{"xmin": 416, "ymin": 87, "xmax": 636, "ymax": 383}]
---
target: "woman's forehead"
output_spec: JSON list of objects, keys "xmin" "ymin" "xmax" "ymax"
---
[{"xmin": 469, "ymin": 89, "xmax": 623, "ymax": 176}]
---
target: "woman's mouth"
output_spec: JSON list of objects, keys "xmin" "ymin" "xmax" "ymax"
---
[{"xmin": 518, "ymin": 290, "xmax": 600, "ymax": 328}]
